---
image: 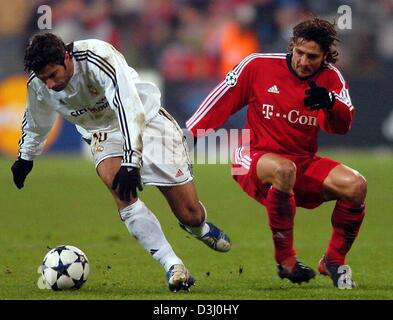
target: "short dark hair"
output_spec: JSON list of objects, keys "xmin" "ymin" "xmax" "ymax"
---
[
  {"xmin": 24, "ymin": 33, "xmax": 67, "ymax": 73},
  {"xmin": 288, "ymin": 17, "xmax": 339, "ymax": 63}
]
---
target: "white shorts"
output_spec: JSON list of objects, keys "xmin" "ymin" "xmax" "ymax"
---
[{"xmin": 89, "ymin": 108, "xmax": 193, "ymax": 186}]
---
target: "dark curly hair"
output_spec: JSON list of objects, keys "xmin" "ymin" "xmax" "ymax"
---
[
  {"xmin": 24, "ymin": 33, "xmax": 67, "ymax": 73},
  {"xmin": 288, "ymin": 17, "xmax": 340, "ymax": 64}
]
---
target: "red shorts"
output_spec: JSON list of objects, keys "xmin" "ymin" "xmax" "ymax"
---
[{"xmin": 232, "ymin": 148, "xmax": 341, "ymax": 209}]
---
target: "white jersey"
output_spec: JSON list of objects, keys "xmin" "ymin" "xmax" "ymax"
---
[{"xmin": 19, "ymin": 39, "xmax": 161, "ymax": 167}]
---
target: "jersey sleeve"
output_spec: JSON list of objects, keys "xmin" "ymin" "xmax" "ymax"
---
[
  {"xmin": 92, "ymin": 43, "xmax": 145, "ymax": 167},
  {"xmin": 318, "ymin": 66, "xmax": 354, "ymax": 134},
  {"xmin": 186, "ymin": 54, "xmax": 255, "ymax": 137},
  {"xmin": 18, "ymin": 83, "xmax": 58, "ymax": 160}
]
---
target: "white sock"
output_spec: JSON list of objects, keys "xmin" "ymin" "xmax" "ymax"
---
[
  {"xmin": 119, "ymin": 199, "xmax": 183, "ymax": 272},
  {"xmin": 183, "ymin": 201, "xmax": 210, "ymax": 237}
]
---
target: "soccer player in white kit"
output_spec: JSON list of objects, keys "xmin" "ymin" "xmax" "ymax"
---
[{"xmin": 11, "ymin": 33, "xmax": 231, "ymax": 292}]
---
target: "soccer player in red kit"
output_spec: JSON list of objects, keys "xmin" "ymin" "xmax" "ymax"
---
[{"xmin": 186, "ymin": 18, "xmax": 367, "ymax": 289}]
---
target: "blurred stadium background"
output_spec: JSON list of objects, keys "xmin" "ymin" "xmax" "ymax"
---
[
  {"xmin": 1, "ymin": 0, "xmax": 393, "ymax": 157},
  {"xmin": 1, "ymin": 0, "xmax": 393, "ymax": 300}
]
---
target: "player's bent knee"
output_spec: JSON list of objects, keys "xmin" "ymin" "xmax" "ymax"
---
[
  {"xmin": 273, "ymin": 160, "xmax": 297, "ymax": 185},
  {"xmin": 346, "ymin": 174, "xmax": 367, "ymax": 205},
  {"xmin": 352, "ymin": 175, "xmax": 367, "ymax": 204}
]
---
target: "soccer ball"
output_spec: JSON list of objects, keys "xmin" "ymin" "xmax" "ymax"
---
[{"xmin": 38, "ymin": 245, "xmax": 90, "ymax": 291}]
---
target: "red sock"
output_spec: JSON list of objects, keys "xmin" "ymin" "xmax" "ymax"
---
[
  {"xmin": 265, "ymin": 187, "xmax": 296, "ymax": 264},
  {"xmin": 325, "ymin": 200, "xmax": 366, "ymax": 265}
]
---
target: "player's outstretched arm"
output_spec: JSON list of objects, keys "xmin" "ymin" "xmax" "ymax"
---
[{"xmin": 94, "ymin": 42, "xmax": 145, "ymax": 202}]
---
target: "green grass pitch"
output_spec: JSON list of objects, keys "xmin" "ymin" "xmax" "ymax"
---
[{"xmin": 0, "ymin": 151, "xmax": 392, "ymax": 300}]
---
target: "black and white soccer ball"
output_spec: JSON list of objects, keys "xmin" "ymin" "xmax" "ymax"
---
[{"xmin": 38, "ymin": 245, "xmax": 90, "ymax": 291}]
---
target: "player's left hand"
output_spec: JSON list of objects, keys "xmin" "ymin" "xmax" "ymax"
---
[
  {"xmin": 304, "ymin": 80, "xmax": 335, "ymax": 110},
  {"xmin": 111, "ymin": 165, "xmax": 143, "ymax": 202},
  {"xmin": 11, "ymin": 158, "xmax": 34, "ymax": 189}
]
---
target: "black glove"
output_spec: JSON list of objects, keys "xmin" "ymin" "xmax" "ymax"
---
[
  {"xmin": 111, "ymin": 165, "xmax": 143, "ymax": 202},
  {"xmin": 11, "ymin": 158, "xmax": 34, "ymax": 189},
  {"xmin": 304, "ymin": 80, "xmax": 335, "ymax": 110}
]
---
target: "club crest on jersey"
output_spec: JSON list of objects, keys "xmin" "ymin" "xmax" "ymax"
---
[
  {"xmin": 88, "ymin": 84, "xmax": 98, "ymax": 95},
  {"xmin": 95, "ymin": 144, "xmax": 104, "ymax": 153},
  {"xmin": 225, "ymin": 71, "xmax": 238, "ymax": 87}
]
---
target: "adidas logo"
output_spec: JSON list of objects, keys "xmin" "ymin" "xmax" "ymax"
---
[
  {"xmin": 273, "ymin": 232, "xmax": 286, "ymax": 239},
  {"xmin": 150, "ymin": 248, "xmax": 158, "ymax": 255},
  {"xmin": 175, "ymin": 169, "xmax": 184, "ymax": 177},
  {"xmin": 267, "ymin": 85, "xmax": 280, "ymax": 94}
]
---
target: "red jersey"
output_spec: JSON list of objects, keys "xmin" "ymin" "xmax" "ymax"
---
[{"xmin": 186, "ymin": 53, "xmax": 354, "ymax": 156}]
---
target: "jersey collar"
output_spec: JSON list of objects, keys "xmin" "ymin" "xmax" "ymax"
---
[
  {"xmin": 286, "ymin": 53, "xmax": 326, "ymax": 81},
  {"xmin": 63, "ymin": 42, "xmax": 77, "ymax": 93}
]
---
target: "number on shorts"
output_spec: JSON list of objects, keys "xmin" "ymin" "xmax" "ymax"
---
[{"xmin": 93, "ymin": 132, "xmax": 108, "ymax": 142}]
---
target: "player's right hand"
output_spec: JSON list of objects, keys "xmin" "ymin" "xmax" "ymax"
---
[
  {"xmin": 111, "ymin": 165, "xmax": 143, "ymax": 202},
  {"xmin": 11, "ymin": 158, "xmax": 34, "ymax": 189}
]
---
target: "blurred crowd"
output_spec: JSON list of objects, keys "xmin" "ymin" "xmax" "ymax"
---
[{"xmin": 1, "ymin": 0, "xmax": 393, "ymax": 81}]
